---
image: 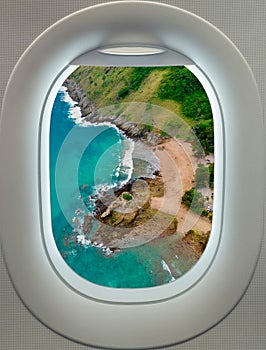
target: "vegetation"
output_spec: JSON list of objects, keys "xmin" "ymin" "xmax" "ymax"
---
[
  {"xmin": 181, "ymin": 187, "xmax": 206, "ymax": 215},
  {"xmin": 158, "ymin": 67, "xmax": 202, "ymax": 103},
  {"xmin": 195, "ymin": 164, "xmax": 209, "ymax": 188},
  {"xmin": 144, "ymin": 124, "xmax": 153, "ymax": 132},
  {"xmin": 193, "ymin": 120, "xmax": 214, "ymax": 155},
  {"xmin": 182, "ymin": 91, "xmax": 212, "ymax": 120},
  {"xmin": 157, "ymin": 66, "xmax": 213, "ymax": 155},
  {"xmin": 117, "ymin": 68, "xmax": 156, "ymax": 98},
  {"xmin": 201, "ymin": 209, "xmax": 209, "ymax": 217},
  {"xmin": 122, "ymin": 193, "xmax": 133, "ymax": 201},
  {"xmin": 118, "ymin": 87, "xmax": 130, "ymax": 99},
  {"xmin": 125, "ymin": 67, "xmax": 156, "ymax": 92},
  {"xmin": 69, "ymin": 66, "xmax": 214, "ymax": 156}
]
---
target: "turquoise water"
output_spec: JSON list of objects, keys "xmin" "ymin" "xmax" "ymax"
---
[{"xmin": 49, "ymin": 88, "xmax": 193, "ymax": 288}]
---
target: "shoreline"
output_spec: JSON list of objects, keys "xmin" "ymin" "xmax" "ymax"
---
[
  {"xmin": 87, "ymin": 137, "xmax": 212, "ymax": 250},
  {"xmin": 63, "ymin": 78, "xmax": 169, "ymax": 146},
  {"xmin": 63, "ymin": 79, "xmax": 212, "ymax": 250}
]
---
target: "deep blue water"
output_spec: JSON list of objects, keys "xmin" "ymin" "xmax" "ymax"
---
[{"xmin": 49, "ymin": 88, "xmax": 191, "ymax": 288}]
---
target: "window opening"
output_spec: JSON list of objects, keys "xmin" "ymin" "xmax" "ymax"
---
[{"xmin": 49, "ymin": 65, "xmax": 214, "ymax": 288}]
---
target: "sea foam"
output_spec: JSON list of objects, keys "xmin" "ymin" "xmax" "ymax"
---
[
  {"xmin": 93, "ymin": 137, "xmax": 134, "ymax": 200},
  {"xmin": 161, "ymin": 260, "xmax": 175, "ymax": 282},
  {"xmin": 59, "ymin": 86, "xmax": 82, "ymax": 121},
  {"xmin": 116, "ymin": 137, "xmax": 134, "ymax": 186}
]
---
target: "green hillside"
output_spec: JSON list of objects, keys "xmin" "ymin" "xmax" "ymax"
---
[{"xmin": 69, "ymin": 66, "xmax": 214, "ymax": 155}]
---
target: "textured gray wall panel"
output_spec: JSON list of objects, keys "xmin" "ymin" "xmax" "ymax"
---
[{"xmin": 1, "ymin": 1, "xmax": 265, "ymax": 349}]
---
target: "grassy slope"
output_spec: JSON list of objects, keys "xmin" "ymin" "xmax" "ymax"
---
[
  {"xmin": 70, "ymin": 66, "xmax": 197, "ymax": 139},
  {"xmin": 70, "ymin": 66, "xmax": 184, "ymax": 114},
  {"xmin": 70, "ymin": 66, "xmax": 134, "ymax": 107}
]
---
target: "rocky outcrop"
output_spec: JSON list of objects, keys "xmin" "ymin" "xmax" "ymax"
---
[
  {"xmin": 146, "ymin": 174, "xmax": 164, "ymax": 197},
  {"xmin": 96, "ymin": 179, "xmax": 152, "ymax": 226},
  {"xmin": 88, "ymin": 209, "xmax": 178, "ymax": 249},
  {"xmin": 85, "ymin": 176, "xmax": 177, "ymax": 249},
  {"xmin": 182, "ymin": 230, "xmax": 210, "ymax": 258},
  {"xmin": 64, "ymin": 78, "xmax": 97, "ymax": 117}
]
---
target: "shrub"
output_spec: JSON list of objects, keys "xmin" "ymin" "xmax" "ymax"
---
[
  {"xmin": 201, "ymin": 209, "xmax": 209, "ymax": 217},
  {"xmin": 145, "ymin": 124, "xmax": 153, "ymax": 132},
  {"xmin": 182, "ymin": 187, "xmax": 205, "ymax": 214},
  {"xmin": 157, "ymin": 67, "xmax": 203, "ymax": 103},
  {"xmin": 118, "ymin": 87, "xmax": 130, "ymax": 99},
  {"xmin": 122, "ymin": 193, "xmax": 132, "ymax": 201}
]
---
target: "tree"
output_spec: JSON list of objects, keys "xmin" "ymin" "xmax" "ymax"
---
[
  {"xmin": 193, "ymin": 120, "xmax": 214, "ymax": 155},
  {"xmin": 158, "ymin": 67, "xmax": 203, "ymax": 103},
  {"xmin": 181, "ymin": 91, "xmax": 212, "ymax": 120},
  {"xmin": 181, "ymin": 187, "xmax": 206, "ymax": 214}
]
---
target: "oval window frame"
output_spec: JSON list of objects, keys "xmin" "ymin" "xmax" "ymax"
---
[
  {"xmin": 40, "ymin": 62, "xmax": 223, "ymax": 303},
  {"xmin": 0, "ymin": 2, "xmax": 263, "ymax": 348}
]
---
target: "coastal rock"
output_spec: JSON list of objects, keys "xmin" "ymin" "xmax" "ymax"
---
[
  {"xmin": 182, "ymin": 230, "xmax": 210, "ymax": 258},
  {"xmin": 99, "ymin": 179, "xmax": 151, "ymax": 227},
  {"xmin": 161, "ymin": 217, "xmax": 178, "ymax": 237},
  {"xmin": 88, "ymin": 174, "xmax": 177, "ymax": 249},
  {"xmin": 80, "ymin": 96, "xmax": 90, "ymax": 110},
  {"xmin": 64, "ymin": 78, "xmax": 94, "ymax": 117},
  {"xmin": 111, "ymin": 210, "xmax": 138, "ymax": 226},
  {"xmin": 146, "ymin": 132, "xmax": 164, "ymax": 146},
  {"xmin": 146, "ymin": 174, "xmax": 164, "ymax": 197}
]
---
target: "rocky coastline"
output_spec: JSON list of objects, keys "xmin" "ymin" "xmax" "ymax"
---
[
  {"xmin": 63, "ymin": 77, "xmax": 211, "ymax": 264},
  {"xmin": 64, "ymin": 78, "xmax": 168, "ymax": 146},
  {"xmin": 79, "ymin": 172, "xmax": 180, "ymax": 249}
]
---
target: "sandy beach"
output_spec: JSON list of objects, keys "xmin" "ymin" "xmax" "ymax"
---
[{"xmin": 151, "ymin": 138, "xmax": 212, "ymax": 235}]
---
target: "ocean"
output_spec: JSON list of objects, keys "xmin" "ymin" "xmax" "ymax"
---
[{"xmin": 49, "ymin": 87, "xmax": 194, "ymax": 288}]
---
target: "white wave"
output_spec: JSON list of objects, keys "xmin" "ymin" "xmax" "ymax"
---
[
  {"xmin": 59, "ymin": 85, "xmax": 68, "ymax": 94},
  {"xmin": 93, "ymin": 136, "xmax": 134, "ymax": 197},
  {"xmin": 77, "ymin": 119, "xmax": 123, "ymax": 136},
  {"xmin": 103, "ymin": 247, "xmax": 114, "ymax": 256},
  {"xmin": 161, "ymin": 260, "xmax": 175, "ymax": 282},
  {"xmin": 70, "ymin": 106, "xmax": 83, "ymax": 120},
  {"xmin": 77, "ymin": 234, "xmax": 91, "ymax": 246},
  {"xmin": 117, "ymin": 137, "xmax": 134, "ymax": 186},
  {"xmin": 76, "ymin": 234, "xmax": 113, "ymax": 255},
  {"xmin": 59, "ymin": 86, "xmax": 75, "ymax": 106},
  {"xmin": 121, "ymin": 138, "xmax": 134, "ymax": 169},
  {"xmin": 93, "ymin": 182, "xmax": 116, "ymax": 195},
  {"xmin": 59, "ymin": 86, "xmax": 82, "ymax": 121}
]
